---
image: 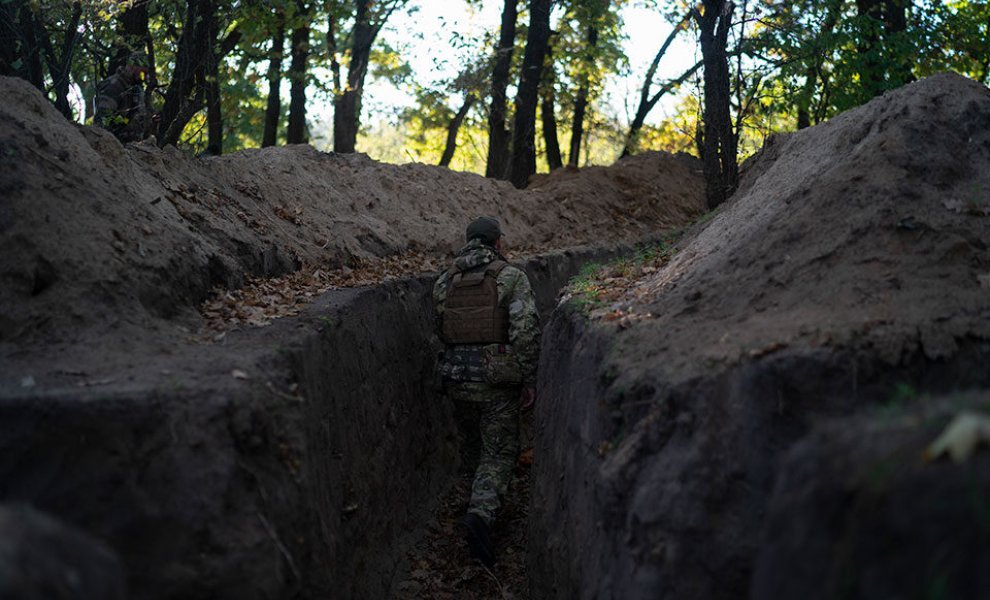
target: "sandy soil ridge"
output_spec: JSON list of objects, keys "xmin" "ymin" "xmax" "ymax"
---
[{"xmin": 0, "ymin": 72, "xmax": 702, "ymax": 365}]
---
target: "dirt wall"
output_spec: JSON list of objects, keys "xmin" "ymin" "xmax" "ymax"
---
[
  {"xmin": 528, "ymin": 73, "xmax": 990, "ymax": 599},
  {"xmin": 0, "ymin": 243, "xmax": 633, "ymax": 599},
  {"xmin": 0, "ymin": 75, "xmax": 702, "ymax": 351}
]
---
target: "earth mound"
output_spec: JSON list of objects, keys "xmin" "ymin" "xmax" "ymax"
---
[
  {"xmin": 531, "ymin": 72, "xmax": 990, "ymax": 599},
  {"xmin": 0, "ymin": 75, "xmax": 704, "ymax": 600},
  {"xmin": 0, "ymin": 74, "xmax": 703, "ymax": 357}
]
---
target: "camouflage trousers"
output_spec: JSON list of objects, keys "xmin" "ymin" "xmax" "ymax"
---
[{"xmin": 446, "ymin": 382, "xmax": 520, "ymax": 527}]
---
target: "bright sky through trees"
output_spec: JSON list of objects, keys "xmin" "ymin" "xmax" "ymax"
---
[{"xmin": 307, "ymin": 1, "xmax": 697, "ymax": 150}]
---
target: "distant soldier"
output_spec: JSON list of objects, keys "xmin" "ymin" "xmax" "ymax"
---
[
  {"xmin": 433, "ymin": 216, "xmax": 540, "ymax": 566},
  {"xmin": 93, "ymin": 53, "xmax": 151, "ymax": 143}
]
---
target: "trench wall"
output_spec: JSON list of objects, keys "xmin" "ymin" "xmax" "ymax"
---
[
  {"xmin": 528, "ymin": 308, "xmax": 990, "ymax": 600},
  {"xmin": 0, "ymin": 243, "xmax": 632, "ymax": 599}
]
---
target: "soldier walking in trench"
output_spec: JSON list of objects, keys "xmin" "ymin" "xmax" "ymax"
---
[{"xmin": 433, "ymin": 216, "xmax": 540, "ymax": 566}]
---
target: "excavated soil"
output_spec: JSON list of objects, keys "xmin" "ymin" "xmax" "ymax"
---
[
  {"xmin": 532, "ymin": 72, "xmax": 990, "ymax": 599},
  {"xmin": 0, "ymin": 71, "xmax": 700, "ymax": 357},
  {"xmin": 0, "ymin": 75, "xmax": 705, "ymax": 599}
]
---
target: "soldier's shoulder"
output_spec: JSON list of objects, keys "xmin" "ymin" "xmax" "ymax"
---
[{"xmin": 496, "ymin": 262, "xmax": 531, "ymax": 284}]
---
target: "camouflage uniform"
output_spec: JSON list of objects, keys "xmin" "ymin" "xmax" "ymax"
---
[
  {"xmin": 94, "ymin": 70, "xmax": 149, "ymax": 143},
  {"xmin": 434, "ymin": 238, "xmax": 541, "ymax": 526}
]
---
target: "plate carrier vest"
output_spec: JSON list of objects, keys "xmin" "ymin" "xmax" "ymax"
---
[{"xmin": 442, "ymin": 260, "xmax": 511, "ymax": 344}]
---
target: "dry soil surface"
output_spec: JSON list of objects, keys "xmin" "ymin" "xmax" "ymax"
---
[
  {"xmin": 533, "ymin": 72, "xmax": 990, "ymax": 600},
  {"xmin": 0, "ymin": 74, "xmax": 704, "ymax": 389}
]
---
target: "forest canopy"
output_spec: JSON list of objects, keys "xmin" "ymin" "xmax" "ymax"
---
[{"xmin": 1, "ymin": 0, "xmax": 987, "ymax": 187}]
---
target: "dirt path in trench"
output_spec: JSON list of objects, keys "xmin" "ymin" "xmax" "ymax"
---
[{"xmin": 395, "ymin": 445, "xmax": 535, "ymax": 600}]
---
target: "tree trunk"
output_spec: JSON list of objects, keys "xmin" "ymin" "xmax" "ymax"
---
[
  {"xmin": 508, "ymin": 0, "xmax": 552, "ymax": 189},
  {"xmin": 485, "ymin": 0, "xmax": 518, "ymax": 179},
  {"xmin": 439, "ymin": 94, "xmax": 476, "ymax": 167},
  {"xmin": 540, "ymin": 39, "xmax": 562, "ymax": 171},
  {"xmin": 333, "ymin": 0, "xmax": 373, "ymax": 153},
  {"xmin": 796, "ymin": 0, "xmax": 841, "ymax": 129},
  {"xmin": 159, "ymin": 0, "xmax": 211, "ymax": 145},
  {"xmin": 17, "ymin": 2, "xmax": 44, "ymax": 89},
  {"xmin": 882, "ymin": 0, "xmax": 913, "ymax": 86},
  {"xmin": 796, "ymin": 69, "xmax": 815, "ymax": 130},
  {"xmin": 620, "ymin": 61, "xmax": 701, "ymax": 158},
  {"xmin": 37, "ymin": 1, "xmax": 82, "ymax": 120},
  {"xmin": 541, "ymin": 90, "xmax": 563, "ymax": 171},
  {"xmin": 262, "ymin": 13, "xmax": 285, "ymax": 147},
  {"xmin": 0, "ymin": 2, "xmax": 17, "ymax": 76},
  {"xmin": 204, "ymin": 4, "xmax": 222, "ymax": 155},
  {"xmin": 620, "ymin": 13, "xmax": 694, "ymax": 158},
  {"xmin": 855, "ymin": 0, "xmax": 884, "ymax": 98},
  {"xmin": 568, "ymin": 25, "xmax": 597, "ymax": 168},
  {"xmin": 696, "ymin": 0, "xmax": 737, "ymax": 210},
  {"xmin": 286, "ymin": 2, "xmax": 310, "ymax": 145},
  {"xmin": 332, "ymin": 0, "xmax": 406, "ymax": 153}
]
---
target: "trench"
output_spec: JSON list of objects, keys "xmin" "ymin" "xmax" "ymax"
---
[
  {"xmin": 0, "ymin": 241, "xmax": 640, "ymax": 600},
  {"xmin": 283, "ymin": 243, "xmax": 637, "ymax": 599}
]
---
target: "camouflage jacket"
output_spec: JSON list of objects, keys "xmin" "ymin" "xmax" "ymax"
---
[
  {"xmin": 433, "ymin": 239, "xmax": 540, "ymax": 386},
  {"xmin": 94, "ymin": 72, "xmax": 149, "ymax": 142}
]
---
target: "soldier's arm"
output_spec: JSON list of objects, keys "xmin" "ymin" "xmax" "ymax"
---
[{"xmin": 502, "ymin": 268, "xmax": 540, "ymax": 386}]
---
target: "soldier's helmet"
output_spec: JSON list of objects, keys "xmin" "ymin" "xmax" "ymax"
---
[{"xmin": 466, "ymin": 216, "xmax": 502, "ymax": 246}]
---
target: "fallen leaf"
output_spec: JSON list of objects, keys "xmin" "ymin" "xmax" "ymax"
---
[
  {"xmin": 231, "ymin": 369, "xmax": 249, "ymax": 380},
  {"xmin": 925, "ymin": 412, "xmax": 990, "ymax": 463},
  {"xmin": 77, "ymin": 378, "xmax": 116, "ymax": 387},
  {"xmin": 942, "ymin": 198, "xmax": 965, "ymax": 214},
  {"xmin": 749, "ymin": 341, "xmax": 788, "ymax": 358}
]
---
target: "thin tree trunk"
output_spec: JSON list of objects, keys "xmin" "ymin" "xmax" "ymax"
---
[
  {"xmin": 263, "ymin": 12, "xmax": 285, "ymax": 147},
  {"xmin": 327, "ymin": 13, "xmax": 342, "ymax": 93},
  {"xmin": 508, "ymin": 0, "xmax": 552, "ymax": 189},
  {"xmin": 205, "ymin": 3, "xmax": 222, "ymax": 154},
  {"xmin": 541, "ymin": 90, "xmax": 563, "ymax": 171},
  {"xmin": 855, "ymin": 0, "xmax": 884, "ymax": 98},
  {"xmin": 286, "ymin": 1, "xmax": 310, "ymax": 144},
  {"xmin": 17, "ymin": 2, "xmax": 44, "ymax": 89},
  {"xmin": 439, "ymin": 94, "xmax": 476, "ymax": 167},
  {"xmin": 882, "ymin": 0, "xmax": 913, "ymax": 85},
  {"xmin": 159, "ymin": 0, "xmax": 211, "ymax": 145},
  {"xmin": 540, "ymin": 38, "xmax": 562, "ymax": 170},
  {"xmin": 620, "ymin": 12, "xmax": 693, "ymax": 157},
  {"xmin": 621, "ymin": 60, "xmax": 701, "ymax": 158},
  {"xmin": 332, "ymin": 0, "xmax": 407, "ymax": 153},
  {"xmin": 0, "ymin": 2, "xmax": 17, "ymax": 76},
  {"xmin": 486, "ymin": 0, "xmax": 518, "ymax": 179},
  {"xmin": 695, "ymin": 0, "xmax": 737, "ymax": 209},
  {"xmin": 333, "ymin": 0, "xmax": 372, "ymax": 153},
  {"xmin": 37, "ymin": 1, "xmax": 81, "ymax": 119},
  {"xmin": 568, "ymin": 25, "xmax": 597, "ymax": 167}
]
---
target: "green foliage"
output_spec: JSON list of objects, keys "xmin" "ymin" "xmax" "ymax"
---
[
  {"xmin": 565, "ymin": 236, "xmax": 678, "ymax": 312},
  {"xmin": 6, "ymin": 0, "xmax": 989, "ymax": 166},
  {"xmin": 746, "ymin": 0, "xmax": 990, "ymax": 132}
]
